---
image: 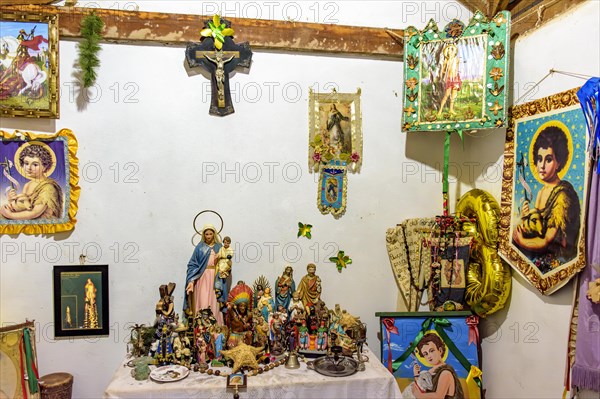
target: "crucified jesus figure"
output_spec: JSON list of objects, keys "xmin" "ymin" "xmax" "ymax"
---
[{"xmin": 204, "ymin": 50, "xmax": 235, "ymax": 108}]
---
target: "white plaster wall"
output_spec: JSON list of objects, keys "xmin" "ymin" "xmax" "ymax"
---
[
  {"xmin": 479, "ymin": 1, "xmax": 600, "ymax": 398},
  {"xmin": 0, "ymin": 1, "xmax": 598, "ymax": 398}
]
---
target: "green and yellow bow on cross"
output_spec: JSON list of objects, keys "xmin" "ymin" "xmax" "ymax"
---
[{"xmin": 201, "ymin": 15, "xmax": 235, "ymax": 50}]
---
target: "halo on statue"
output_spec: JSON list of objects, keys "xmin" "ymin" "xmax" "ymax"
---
[{"xmin": 191, "ymin": 210, "xmax": 224, "ymax": 246}]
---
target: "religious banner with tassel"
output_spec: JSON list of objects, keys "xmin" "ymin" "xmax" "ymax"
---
[{"xmin": 309, "ymin": 88, "xmax": 362, "ymax": 218}]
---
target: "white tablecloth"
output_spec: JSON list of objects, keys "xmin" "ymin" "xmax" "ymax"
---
[{"xmin": 104, "ymin": 346, "xmax": 401, "ymax": 399}]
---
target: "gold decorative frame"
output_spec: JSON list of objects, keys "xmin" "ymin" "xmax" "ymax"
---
[
  {"xmin": 308, "ymin": 88, "xmax": 362, "ymax": 173},
  {"xmin": 499, "ymin": 87, "xmax": 588, "ymax": 295},
  {"xmin": 0, "ymin": 129, "xmax": 79, "ymax": 234},
  {"xmin": 0, "ymin": 11, "xmax": 59, "ymax": 118}
]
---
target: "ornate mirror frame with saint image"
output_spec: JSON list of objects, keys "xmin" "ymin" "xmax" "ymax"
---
[
  {"xmin": 402, "ymin": 11, "xmax": 510, "ymax": 132},
  {"xmin": 499, "ymin": 88, "xmax": 588, "ymax": 295}
]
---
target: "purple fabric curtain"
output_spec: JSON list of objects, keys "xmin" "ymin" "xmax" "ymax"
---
[
  {"xmin": 572, "ymin": 161, "xmax": 600, "ymax": 392},
  {"xmin": 572, "ymin": 80, "xmax": 600, "ymax": 393}
]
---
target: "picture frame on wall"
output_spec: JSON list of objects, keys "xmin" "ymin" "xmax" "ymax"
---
[
  {"xmin": 402, "ymin": 11, "xmax": 510, "ymax": 132},
  {"xmin": 308, "ymin": 88, "xmax": 362, "ymax": 173},
  {"xmin": 499, "ymin": 87, "xmax": 588, "ymax": 295},
  {"xmin": 375, "ymin": 311, "xmax": 482, "ymax": 398},
  {"xmin": 0, "ymin": 10, "xmax": 59, "ymax": 118},
  {"xmin": 53, "ymin": 265, "xmax": 109, "ymax": 338},
  {"xmin": 0, "ymin": 129, "xmax": 80, "ymax": 235}
]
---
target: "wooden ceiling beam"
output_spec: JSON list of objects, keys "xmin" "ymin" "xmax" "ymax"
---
[
  {"xmin": 495, "ymin": 0, "xmax": 512, "ymax": 15},
  {"xmin": 1, "ymin": 4, "xmax": 404, "ymax": 59},
  {"xmin": 456, "ymin": 0, "xmax": 492, "ymax": 17},
  {"xmin": 510, "ymin": 0, "xmax": 588, "ymax": 39}
]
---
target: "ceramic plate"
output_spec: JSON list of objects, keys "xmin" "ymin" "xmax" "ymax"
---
[{"xmin": 149, "ymin": 365, "xmax": 190, "ymax": 383}]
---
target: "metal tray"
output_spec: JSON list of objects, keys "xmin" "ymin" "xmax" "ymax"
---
[{"xmin": 308, "ymin": 355, "xmax": 360, "ymax": 377}]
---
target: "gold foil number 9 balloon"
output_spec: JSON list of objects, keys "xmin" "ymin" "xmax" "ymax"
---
[{"xmin": 456, "ymin": 189, "xmax": 512, "ymax": 317}]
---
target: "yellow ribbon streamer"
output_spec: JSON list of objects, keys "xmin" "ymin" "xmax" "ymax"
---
[{"xmin": 466, "ymin": 365, "xmax": 483, "ymax": 398}]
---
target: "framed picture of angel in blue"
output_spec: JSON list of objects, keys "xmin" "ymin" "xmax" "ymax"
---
[
  {"xmin": 376, "ymin": 312, "xmax": 482, "ymax": 398},
  {"xmin": 0, "ymin": 129, "xmax": 79, "ymax": 235},
  {"xmin": 499, "ymin": 88, "xmax": 588, "ymax": 295},
  {"xmin": 0, "ymin": 11, "xmax": 59, "ymax": 118}
]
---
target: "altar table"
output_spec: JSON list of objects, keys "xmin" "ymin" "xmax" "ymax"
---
[{"xmin": 104, "ymin": 346, "xmax": 401, "ymax": 399}]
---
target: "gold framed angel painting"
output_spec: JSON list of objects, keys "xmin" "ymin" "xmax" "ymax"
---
[
  {"xmin": 499, "ymin": 88, "xmax": 588, "ymax": 295},
  {"xmin": 0, "ymin": 129, "xmax": 79, "ymax": 234}
]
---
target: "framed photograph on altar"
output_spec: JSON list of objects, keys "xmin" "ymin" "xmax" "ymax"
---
[
  {"xmin": 0, "ymin": 11, "xmax": 59, "ymax": 118},
  {"xmin": 308, "ymin": 88, "xmax": 362, "ymax": 173},
  {"xmin": 375, "ymin": 311, "xmax": 482, "ymax": 398},
  {"xmin": 0, "ymin": 129, "xmax": 79, "ymax": 235},
  {"xmin": 402, "ymin": 11, "xmax": 510, "ymax": 132},
  {"xmin": 53, "ymin": 265, "xmax": 109, "ymax": 338},
  {"xmin": 499, "ymin": 87, "xmax": 588, "ymax": 295},
  {"xmin": 226, "ymin": 373, "xmax": 247, "ymax": 388}
]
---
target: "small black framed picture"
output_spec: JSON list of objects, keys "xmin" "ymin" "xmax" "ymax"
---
[{"xmin": 53, "ymin": 265, "xmax": 109, "ymax": 337}]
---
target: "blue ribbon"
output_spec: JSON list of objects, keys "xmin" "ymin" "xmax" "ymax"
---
[{"xmin": 577, "ymin": 77, "xmax": 600, "ymax": 173}]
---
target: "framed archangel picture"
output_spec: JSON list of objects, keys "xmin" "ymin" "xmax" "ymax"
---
[
  {"xmin": 53, "ymin": 265, "xmax": 109, "ymax": 337},
  {"xmin": 0, "ymin": 129, "xmax": 79, "ymax": 235},
  {"xmin": 499, "ymin": 88, "xmax": 588, "ymax": 295},
  {"xmin": 0, "ymin": 11, "xmax": 59, "ymax": 118},
  {"xmin": 402, "ymin": 11, "xmax": 510, "ymax": 132},
  {"xmin": 308, "ymin": 88, "xmax": 362, "ymax": 173},
  {"xmin": 376, "ymin": 311, "xmax": 482, "ymax": 398}
]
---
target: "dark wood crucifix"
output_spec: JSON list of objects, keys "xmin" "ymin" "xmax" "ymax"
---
[{"xmin": 185, "ymin": 17, "xmax": 252, "ymax": 116}]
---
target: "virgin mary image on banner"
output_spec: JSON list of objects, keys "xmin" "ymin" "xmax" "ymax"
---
[{"xmin": 510, "ymin": 110, "xmax": 586, "ymax": 274}]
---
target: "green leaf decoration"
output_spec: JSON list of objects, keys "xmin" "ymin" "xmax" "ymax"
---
[
  {"xmin": 329, "ymin": 250, "xmax": 352, "ymax": 272},
  {"xmin": 78, "ymin": 12, "xmax": 104, "ymax": 88},
  {"xmin": 297, "ymin": 222, "xmax": 313, "ymax": 239}
]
